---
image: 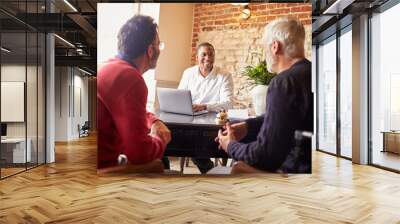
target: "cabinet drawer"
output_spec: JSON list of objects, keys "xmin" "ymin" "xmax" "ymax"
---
[{"xmin": 384, "ymin": 132, "xmax": 400, "ymax": 154}]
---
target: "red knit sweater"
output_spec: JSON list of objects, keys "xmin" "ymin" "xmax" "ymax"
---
[{"xmin": 97, "ymin": 58, "xmax": 165, "ymax": 169}]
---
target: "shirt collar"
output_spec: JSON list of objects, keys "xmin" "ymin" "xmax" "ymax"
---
[
  {"xmin": 197, "ymin": 65, "xmax": 216, "ymax": 80},
  {"xmin": 116, "ymin": 52, "xmax": 138, "ymax": 70}
]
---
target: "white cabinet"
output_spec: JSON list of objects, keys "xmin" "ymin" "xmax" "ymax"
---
[{"xmin": 1, "ymin": 138, "xmax": 32, "ymax": 163}]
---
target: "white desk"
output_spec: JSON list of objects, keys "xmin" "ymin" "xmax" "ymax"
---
[{"xmin": 1, "ymin": 138, "xmax": 32, "ymax": 163}]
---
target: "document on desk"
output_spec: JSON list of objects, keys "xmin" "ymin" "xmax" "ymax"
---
[{"xmin": 228, "ymin": 109, "xmax": 249, "ymax": 121}]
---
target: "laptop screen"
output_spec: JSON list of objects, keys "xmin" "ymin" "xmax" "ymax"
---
[
  {"xmin": 157, "ymin": 88, "xmax": 193, "ymax": 115},
  {"xmin": 1, "ymin": 123, "xmax": 7, "ymax": 137}
]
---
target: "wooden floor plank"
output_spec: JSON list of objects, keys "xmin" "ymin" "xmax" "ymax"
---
[{"xmin": 0, "ymin": 134, "xmax": 399, "ymax": 223}]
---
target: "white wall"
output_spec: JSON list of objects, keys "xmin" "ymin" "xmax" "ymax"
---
[
  {"xmin": 72, "ymin": 73, "xmax": 89, "ymax": 138},
  {"xmin": 1, "ymin": 65, "xmax": 39, "ymax": 137},
  {"xmin": 97, "ymin": 3, "xmax": 140, "ymax": 65},
  {"xmin": 139, "ymin": 3, "xmax": 160, "ymax": 111},
  {"xmin": 97, "ymin": 3, "xmax": 160, "ymax": 112},
  {"xmin": 80, "ymin": 76, "xmax": 89, "ymax": 124},
  {"xmin": 1, "ymin": 64, "xmax": 26, "ymax": 81},
  {"xmin": 152, "ymin": 4, "xmax": 194, "ymax": 111},
  {"xmin": 156, "ymin": 4, "xmax": 194, "ymax": 84},
  {"xmin": 55, "ymin": 67, "xmax": 68, "ymax": 141},
  {"xmin": 1, "ymin": 63, "xmax": 46, "ymax": 164},
  {"xmin": 96, "ymin": 3, "xmax": 194, "ymax": 111},
  {"xmin": 54, "ymin": 67, "xmax": 89, "ymax": 141},
  {"xmin": 312, "ymin": 45, "xmax": 316, "ymax": 150}
]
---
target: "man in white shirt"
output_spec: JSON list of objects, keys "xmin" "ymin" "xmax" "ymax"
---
[
  {"xmin": 178, "ymin": 42, "xmax": 234, "ymax": 112},
  {"xmin": 178, "ymin": 42, "xmax": 234, "ymax": 173}
]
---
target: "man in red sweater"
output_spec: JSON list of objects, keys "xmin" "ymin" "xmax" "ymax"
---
[{"xmin": 97, "ymin": 15, "xmax": 171, "ymax": 169}]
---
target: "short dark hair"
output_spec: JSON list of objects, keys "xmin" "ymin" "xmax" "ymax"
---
[
  {"xmin": 196, "ymin": 42, "xmax": 215, "ymax": 55},
  {"xmin": 117, "ymin": 15, "xmax": 158, "ymax": 60}
]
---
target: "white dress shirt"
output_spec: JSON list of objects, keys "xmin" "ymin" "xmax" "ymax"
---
[{"xmin": 178, "ymin": 65, "xmax": 234, "ymax": 112}]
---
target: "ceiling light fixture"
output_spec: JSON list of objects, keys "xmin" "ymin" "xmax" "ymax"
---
[
  {"xmin": 76, "ymin": 48, "xmax": 88, "ymax": 56},
  {"xmin": 54, "ymin": 34, "xmax": 75, "ymax": 48},
  {"xmin": 231, "ymin": 3, "xmax": 251, "ymax": 20},
  {"xmin": 240, "ymin": 5, "xmax": 251, "ymax": 20},
  {"xmin": 231, "ymin": 3, "xmax": 249, "ymax": 6},
  {"xmin": 1, "ymin": 47, "xmax": 11, "ymax": 53},
  {"xmin": 63, "ymin": 0, "xmax": 78, "ymax": 12},
  {"xmin": 78, "ymin": 67, "xmax": 93, "ymax": 76},
  {"xmin": 322, "ymin": 0, "xmax": 355, "ymax": 15}
]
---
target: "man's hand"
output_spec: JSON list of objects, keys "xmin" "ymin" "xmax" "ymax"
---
[
  {"xmin": 215, "ymin": 122, "xmax": 248, "ymax": 143},
  {"xmin": 193, "ymin": 104, "xmax": 207, "ymax": 112},
  {"xmin": 150, "ymin": 120, "xmax": 171, "ymax": 144},
  {"xmin": 216, "ymin": 122, "xmax": 237, "ymax": 153}
]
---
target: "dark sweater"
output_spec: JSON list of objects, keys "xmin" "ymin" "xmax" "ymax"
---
[{"xmin": 227, "ymin": 59, "xmax": 313, "ymax": 171}]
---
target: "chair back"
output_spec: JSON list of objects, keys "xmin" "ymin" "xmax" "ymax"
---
[
  {"xmin": 82, "ymin": 121, "xmax": 90, "ymax": 130},
  {"xmin": 279, "ymin": 130, "xmax": 312, "ymax": 173}
]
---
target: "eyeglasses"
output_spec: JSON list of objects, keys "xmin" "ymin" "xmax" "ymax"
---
[
  {"xmin": 159, "ymin": 41, "xmax": 165, "ymax": 51},
  {"xmin": 153, "ymin": 41, "xmax": 165, "ymax": 51}
]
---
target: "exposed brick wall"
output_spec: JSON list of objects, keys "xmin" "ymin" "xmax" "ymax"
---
[{"xmin": 191, "ymin": 3, "xmax": 312, "ymax": 107}]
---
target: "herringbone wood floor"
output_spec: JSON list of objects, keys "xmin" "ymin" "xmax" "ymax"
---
[{"xmin": 1, "ymin": 134, "xmax": 400, "ymax": 223}]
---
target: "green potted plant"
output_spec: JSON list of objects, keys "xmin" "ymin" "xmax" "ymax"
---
[
  {"xmin": 242, "ymin": 60, "xmax": 275, "ymax": 115},
  {"xmin": 242, "ymin": 60, "xmax": 275, "ymax": 86}
]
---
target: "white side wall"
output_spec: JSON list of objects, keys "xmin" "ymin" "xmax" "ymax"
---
[
  {"xmin": 55, "ymin": 67, "xmax": 69, "ymax": 141},
  {"xmin": 55, "ymin": 67, "xmax": 89, "ymax": 141},
  {"xmin": 312, "ymin": 45, "xmax": 317, "ymax": 150},
  {"xmin": 46, "ymin": 32, "xmax": 55, "ymax": 163}
]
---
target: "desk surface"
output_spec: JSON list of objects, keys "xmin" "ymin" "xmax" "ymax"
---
[
  {"xmin": 381, "ymin": 131, "xmax": 400, "ymax": 134},
  {"xmin": 157, "ymin": 111, "xmax": 223, "ymax": 128},
  {"xmin": 1, "ymin": 138, "xmax": 27, "ymax": 143}
]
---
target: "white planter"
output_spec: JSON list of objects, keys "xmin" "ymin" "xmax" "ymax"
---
[{"xmin": 250, "ymin": 85, "xmax": 268, "ymax": 116}]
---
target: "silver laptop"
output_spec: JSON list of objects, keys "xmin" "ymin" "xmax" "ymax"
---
[{"xmin": 157, "ymin": 88, "xmax": 208, "ymax": 116}]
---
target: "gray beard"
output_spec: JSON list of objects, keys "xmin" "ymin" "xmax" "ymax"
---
[{"xmin": 266, "ymin": 56, "xmax": 276, "ymax": 74}]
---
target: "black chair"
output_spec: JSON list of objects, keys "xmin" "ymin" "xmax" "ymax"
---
[
  {"xmin": 79, "ymin": 121, "xmax": 90, "ymax": 138},
  {"xmin": 279, "ymin": 130, "xmax": 312, "ymax": 173}
]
